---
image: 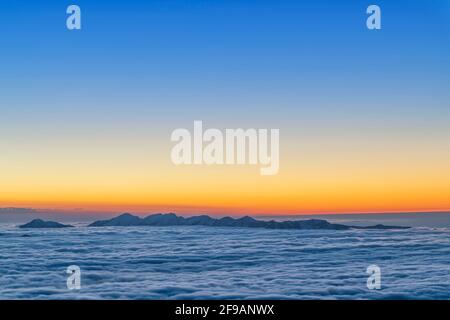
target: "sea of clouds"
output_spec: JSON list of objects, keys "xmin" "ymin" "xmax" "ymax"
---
[{"xmin": 1, "ymin": 224, "xmax": 450, "ymax": 299}]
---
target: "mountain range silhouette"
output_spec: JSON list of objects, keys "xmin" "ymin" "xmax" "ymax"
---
[{"xmin": 87, "ymin": 213, "xmax": 409, "ymax": 230}]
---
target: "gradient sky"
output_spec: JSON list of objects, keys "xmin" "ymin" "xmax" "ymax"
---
[{"xmin": 0, "ymin": 0, "xmax": 449, "ymax": 215}]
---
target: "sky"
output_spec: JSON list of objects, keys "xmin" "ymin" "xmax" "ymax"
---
[{"xmin": 0, "ymin": 0, "xmax": 449, "ymax": 216}]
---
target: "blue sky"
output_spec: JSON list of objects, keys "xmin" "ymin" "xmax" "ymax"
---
[
  {"xmin": 0, "ymin": 1, "xmax": 449, "ymax": 214},
  {"xmin": 1, "ymin": 0, "xmax": 449, "ymax": 124}
]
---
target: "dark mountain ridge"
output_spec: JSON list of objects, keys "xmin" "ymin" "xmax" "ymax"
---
[
  {"xmin": 19, "ymin": 219, "xmax": 74, "ymax": 229},
  {"xmin": 88, "ymin": 213, "xmax": 409, "ymax": 230}
]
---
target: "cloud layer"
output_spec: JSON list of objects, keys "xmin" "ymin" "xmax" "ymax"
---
[{"xmin": 1, "ymin": 225, "xmax": 450, "ymax": 299}]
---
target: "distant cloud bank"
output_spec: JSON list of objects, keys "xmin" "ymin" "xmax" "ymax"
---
[{"xmin": 0, "ymin": 207, "xmax": 37, "ymax": 215}]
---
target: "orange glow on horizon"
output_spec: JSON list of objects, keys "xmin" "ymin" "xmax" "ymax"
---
[
  {"xmin": 1, "ymin": 121, "xmax": 449, "ymax": 216},
  {"xmin": 1, "ymin": 198, "xmax": 449, "ymax": 216}
]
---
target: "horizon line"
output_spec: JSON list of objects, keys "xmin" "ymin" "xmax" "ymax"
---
[{"xmin": 1, "ymin": 206, "xmax": 450, "ymax": 217}]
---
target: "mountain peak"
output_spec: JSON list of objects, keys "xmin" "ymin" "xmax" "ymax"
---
[
  {"xmin": 19, "ymin": 219, "xmax": 74, "ymax": 229},
  {"xmin": 88, "ymin": 213, "xmax": 409, "ymax": 230}
]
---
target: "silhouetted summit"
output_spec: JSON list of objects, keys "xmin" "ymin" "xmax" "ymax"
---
[
  {"xmin": 89, "ymin": 213, "xmax": 409, "ymax": 230},
  {"xmin": 19, "ymin": 219, "xmax": 74, "ymax": 229}
]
